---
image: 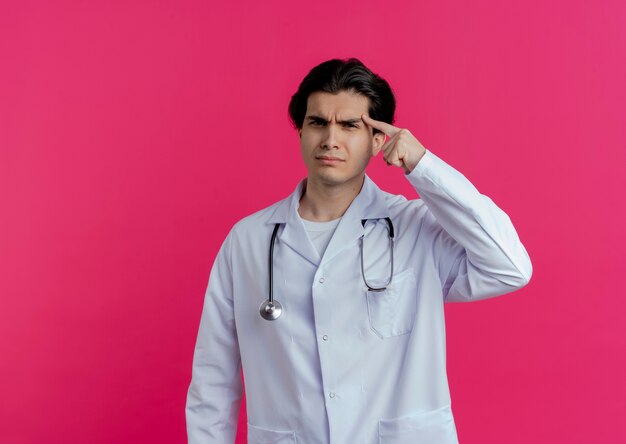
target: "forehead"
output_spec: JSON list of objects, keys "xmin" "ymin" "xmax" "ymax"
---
[{"xmin": 305, "ymin": 90, "xmax": 370, "ymax": 117}]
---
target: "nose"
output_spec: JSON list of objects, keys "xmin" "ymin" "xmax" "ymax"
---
[{"xmin": 321, "ymin": 124, "xmax": 339, "ymax": 149}]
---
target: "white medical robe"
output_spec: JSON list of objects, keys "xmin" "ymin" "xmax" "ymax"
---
[{"xmin": 186, "ymin": 149, "xmax": 533, "ymax": 443}]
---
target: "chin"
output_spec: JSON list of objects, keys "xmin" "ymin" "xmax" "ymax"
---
[{"xmin": 312, "ymin": 170, "xmax": 361, "ymax": 187}]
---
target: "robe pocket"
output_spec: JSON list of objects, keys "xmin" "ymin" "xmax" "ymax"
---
[
  {"xmin": 247, "ymin": 422, "xmax": 297, "ymax": 444},
  {"xmin": 378, "ymin": 405, "xmax": 458, "ymax": 444},
  {"xmin": 366, "ymin": 268, "xmax": 417, "ymax": 339}
]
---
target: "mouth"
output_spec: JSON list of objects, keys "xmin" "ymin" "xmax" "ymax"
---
[{"xmin": 316, "ymin": 156, "xmax": 344, "ymax": 165}]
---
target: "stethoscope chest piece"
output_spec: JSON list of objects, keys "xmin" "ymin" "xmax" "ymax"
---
[{"xmin": 259, "ymin": 299, "xmax": 282, "ymax": 320}]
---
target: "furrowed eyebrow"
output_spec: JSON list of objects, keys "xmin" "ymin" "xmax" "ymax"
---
[
  {"xmin": 337, "ymin": 118, "xmax": 362, "ymax": 125},
  {"xmin": 306, "ymin": 116, "xmax": 327, "ymax": 123},
  {"xmin": 305, "ymin": 115, "xmax": 362, "ymax": 125}
]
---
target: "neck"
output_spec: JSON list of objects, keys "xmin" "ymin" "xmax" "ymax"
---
[{"xmin": 298, "ymin": 175, "xmax": 365, "ymax": 222}]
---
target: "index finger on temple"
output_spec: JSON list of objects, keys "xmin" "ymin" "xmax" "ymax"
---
[{"xmin": 361, "ymin": 114, "xmax": 400, "ymax": 136}]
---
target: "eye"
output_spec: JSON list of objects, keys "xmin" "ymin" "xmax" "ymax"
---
[{"xmin": 343, "ymin": 123, "xmax": 358, "ymax": 128}]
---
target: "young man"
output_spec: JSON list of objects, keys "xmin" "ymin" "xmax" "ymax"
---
[{"xmin": 186, "ymin": 58, "xmax": 532, "ymax": 444}]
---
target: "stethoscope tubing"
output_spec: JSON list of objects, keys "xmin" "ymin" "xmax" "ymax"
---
[
  {"xmin": 360, "ymin": 217, "xmax": 395, "ymax": 292},
  {"xmin": 268, "ymin": 223, "xmax": 280, "ymax": 305},
  {"xmin": 261, "ymin": 217, "xmax": 395, "ymax": 320}
]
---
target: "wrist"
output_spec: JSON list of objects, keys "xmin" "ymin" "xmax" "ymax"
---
[{"xmin": 404, "ymin": 149, "xmax": 426, "ymax": 175}]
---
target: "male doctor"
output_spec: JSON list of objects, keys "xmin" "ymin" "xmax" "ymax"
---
[{"xmin": 186, "ymin": 58, "xmax": 532, "ymax": 444}]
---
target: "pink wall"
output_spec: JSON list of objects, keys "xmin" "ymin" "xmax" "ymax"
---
[{"xmin": 1, "ymin": 1, "xmax": 625, "ymax": 442}]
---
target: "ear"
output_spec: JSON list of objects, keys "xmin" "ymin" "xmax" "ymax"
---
[
  {"xmin": 371, "ymin": 131, "xmax": 386, "ymax": 156},
  {"xmin": 298, "ymin": 128, "xmax": 302, "ymax": 139}
]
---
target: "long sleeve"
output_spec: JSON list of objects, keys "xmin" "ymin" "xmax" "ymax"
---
[
  {"xmin": 186, "ymin": 230, "xmax": 243, "ymax": 443},
  {"xmin": 405, "ymin": 149, "xmax": 532, "ymax": 302}
]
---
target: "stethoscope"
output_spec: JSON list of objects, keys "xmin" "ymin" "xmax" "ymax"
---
[{"xmin": 259, "ymin": 217, "xmax": 395, "ymax": 320}]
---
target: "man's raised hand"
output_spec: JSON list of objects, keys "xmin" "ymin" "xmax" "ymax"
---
[{"xmin": 361, "ymin": 114, "xmax": 426, "ymax": 174}]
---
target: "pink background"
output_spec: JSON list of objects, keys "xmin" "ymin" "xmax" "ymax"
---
[{"xmin": 1, "ymin": 1, "xmax": 625, "ymax": 443}]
